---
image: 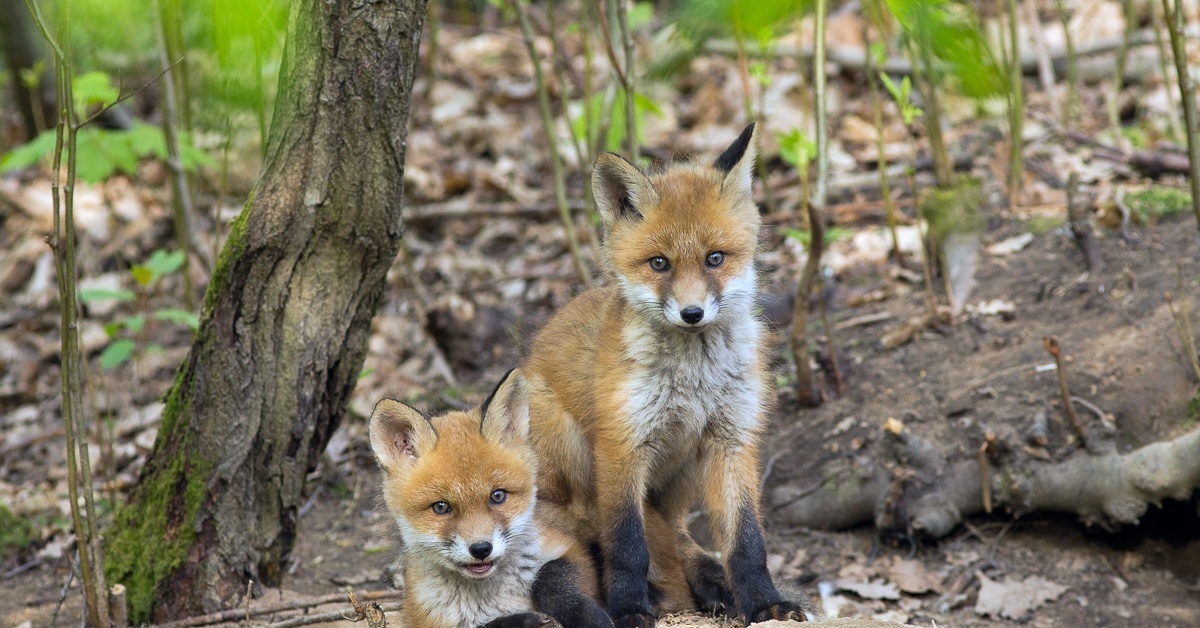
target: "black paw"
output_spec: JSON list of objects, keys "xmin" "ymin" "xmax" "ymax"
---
[
  {"xmin": 480, "ymin": 612, "xmax": 561, "ymax": 628},
  {"xmin": 749, "ymin": 602, "xmax": 807, "ymax": 624},
  {"xmin": 686, "ymin": 553, "xmax": 735, "ymax": 616},
  {"xmin": 612, "ymin": 612, "xmax": 655, "ymax": 628}
]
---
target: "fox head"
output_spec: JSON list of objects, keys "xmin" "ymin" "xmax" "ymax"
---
[
  {"xmin": 369, "ymin": 369, "xmax": 538, "ymax": 580},
  {"xmin": 593, "ymin": 123, "xmax": 761, "ymax": 332}
]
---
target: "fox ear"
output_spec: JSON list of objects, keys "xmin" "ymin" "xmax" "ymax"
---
[
  {"xmin": 592, "ymin": 152, "xmax": 659, "ymax": 226},
  {"xmin": 369, "ymin": 399, "xmax": 436, "ymax": 475},
  {"xmin": 479, "ymin": 368, "xmax": 530, "ymax": 446},
  {"xmin": 714, "ymin": 123, "xmax": 758, "ymax": 199}
]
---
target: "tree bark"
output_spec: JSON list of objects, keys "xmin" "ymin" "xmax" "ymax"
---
[{"xmin": 104, "ymin": 0, "xmax": 427, "ymax": 621}]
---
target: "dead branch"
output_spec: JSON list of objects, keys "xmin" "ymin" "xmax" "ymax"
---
[
  {"xmin": 265, "ymin": 602, "xmax": 403, "ymax": 628},
  {"xmin": 1044, "ymin": 336, "xmax": 1086, "ymax": 443},
  {"xmin": 1065, "ymin": 172, "xmax": 1102, "ymax": 272},
  {"xmin": 771, "ymin": 422, "xmax": 1200, "ymax": 536},
  {"xmin": 1046, "ymin": 119, "xmax": 1193, "ymax": 178},
  {"xmin": 157, "ymin": 590, "xmax": 404, "ymax": 628}
]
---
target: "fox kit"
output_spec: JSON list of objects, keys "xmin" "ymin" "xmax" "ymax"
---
[
  {"xmin": 523, "ymin": 124, "xmax": 807, "ymax": 626},
  {"xmin": 369, "ymin": 369, "xmax": 612, "ymax": 628}
]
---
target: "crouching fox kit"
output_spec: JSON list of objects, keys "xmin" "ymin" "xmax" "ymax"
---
[
  {"xmin": 369, "ymin": 369, "xmax": 612, "ymax": 628},
  {"xmin": 523, "ymin": 124, "xmax": 808, "ymax": 626}
]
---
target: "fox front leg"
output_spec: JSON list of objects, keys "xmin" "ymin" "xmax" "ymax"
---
[
  {"xmin": 702, "ymin": 441, "xmax": 807, "ymax": 625},
  {"xmin": 532, "ymin": 558, "xmax": 614, "ymax": 628},
  {"xmin": 595, "ymin": 443, "xmax": 656, "ymax": 628}
]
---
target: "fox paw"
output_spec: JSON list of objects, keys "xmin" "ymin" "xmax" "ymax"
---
[
  {"xmin": 749, "ymin": 602, "xmax": 807, "ymax": 624},
  {"xmin": 612, "ymin": 612, "xmax": 655, "ymax": 628},
  {"xmin": 481, "ymin": 612, "xmax": 561, "ymax": 628},
  {"xmin": 686, "ymin": 554, "xmax": 735, "ymax": 616}
]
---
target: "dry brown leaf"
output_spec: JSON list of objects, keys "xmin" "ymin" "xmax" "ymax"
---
[
  {"xmin": 883, "ymin": 557, "xmax": 941, "ymax": 594},
  {"xmin": 974, "ymin": 574, "xmax": 1067, "ymax": 619},
  {"xmin": 834, "ymin": 577, "xmax": 901, "ymax": 601}
]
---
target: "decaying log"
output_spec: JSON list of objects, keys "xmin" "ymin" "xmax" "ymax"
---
[{"xmin": 771, "ymin": 422, "xmax": 1200, "ymax": 537}]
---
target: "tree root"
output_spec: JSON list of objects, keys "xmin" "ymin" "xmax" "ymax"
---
[{"xmin": 770, "ymin": 423, "xmax": 1200, "ymax": 538}]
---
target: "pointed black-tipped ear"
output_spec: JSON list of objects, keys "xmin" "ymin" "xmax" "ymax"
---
[
  {"xmin": 714, "ymin": 123, "xmax": 758, "ymax": 198},
  {"xmin": 592, "ymin": 152, "xmax": 660, "ymax": 227},
  {"xmin": 479, "ymin": 368, "xmax": 530, "ymax": 446},
  {"xmin": 369, "ymin": 399, "xmax": 436, "ymax": 475}
]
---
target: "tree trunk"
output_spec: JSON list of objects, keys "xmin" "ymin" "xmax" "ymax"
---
[{"xmin": 104, "ymin": 0, "xmax": 427, "ymax": 622}]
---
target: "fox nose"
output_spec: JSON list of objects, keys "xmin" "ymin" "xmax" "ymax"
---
[
  {"xmin": 468, "ymin": 541, "xmax": 493, "ymax": 560},
  {"xmin": 680, "ymin": 306, "xmax": 704, "ymax": 324}
]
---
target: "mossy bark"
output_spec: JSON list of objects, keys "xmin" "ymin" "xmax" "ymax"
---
[{"xmin": 104, "ymin": 0, "xmax": 427, "ymax": 621}]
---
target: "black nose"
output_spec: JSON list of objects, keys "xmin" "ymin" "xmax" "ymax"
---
[
  {"xmin": 680, "ymin": 307, "xmax": 704, "ymax": 324},
  {"xmin": 468, "ymin": 541, "xmax": 493, "ymax": 559}
]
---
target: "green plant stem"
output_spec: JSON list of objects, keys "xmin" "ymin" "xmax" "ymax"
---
[
  {"xmin": 792, "ymin": 0, "xmax": 829, "ymax": 408},
  {"xmin": 863, "ymin": 33, "xmax": 901, "ymax": 259},
  {"xmin": 154, "ymin": 0, "xmax": 198, "ymax": 309},
  {"xmin": 1006, "ymin": 0, "xmax": 1024, "ymax": 206},
  {"xmin": 612, "ymin": 0, "xmax": 637, "ymax": 162},
  {"xmin": 733, "ymin": 27, "xmax": 777, "ymax": 215},
  {"xmin": 906, "ymin": 35, "xmax": 950, "ymax": 188},
  {"xmin": 1160, "ymin": 0, "xmax": 1200, "ymax": 229},
  {"xmin": 1152, "ymin": 0, "xmax": 1184, "ymax": 143},
  {"xmin": 513, "ymin": 0, "xmax": 592, "ymax": 288},
  {"xmin": 1054, "ymin": 0, "xmax": 1079, "ymax": 125},
  {"xmin": 25, "ymin": 0, "xmax": 110, "ymax": 622},
  {"xmin": 1108, "ymin": 0, "xmax": 1134, "ymax": 146}
]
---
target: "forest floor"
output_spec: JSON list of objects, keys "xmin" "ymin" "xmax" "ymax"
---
[{"xmin": 3, "ymin": 6, "xmax": 1200, "ymax": 627}]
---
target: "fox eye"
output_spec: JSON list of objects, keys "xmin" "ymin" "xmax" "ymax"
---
[
  {"xmin": 490, "ymin": 489, "xmax": 508, "ymax": 505},
  {"xmin": 649, "ymin": 257, "xmax": 670, "ymax": 272},
  {"xmin": 431, "ymin": 501, "xmax": 451, "ymax": 515},
  {"xmin": 705, "ymin": 251, "xmax": 725, "ymax": 268}
]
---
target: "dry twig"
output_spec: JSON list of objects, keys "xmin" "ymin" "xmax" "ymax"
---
[{"xmin": 1044, "ymin": 336, "xmax": 1086, "ymax": 443}]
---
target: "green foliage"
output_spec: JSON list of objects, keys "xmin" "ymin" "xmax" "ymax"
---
[
  {"xmin": 78, "ymin": 249, "xmax": 198, "ymax": 371},
  {"xmin": 571, "ymin": 88, "xmax": 662, "ymax": 155},
  {"xmin": 782, "ymin": 226, "xmax": 854, "ymax": 245},
  {"xmin": 628, "ymin": 2, "xmax": 655, "ymax": 30},
  {"xmin": 0, "ymin": 505, "xmax": 35, "ymax": 558},
  {"xmin": 1126, "ymin": 187, "xmax": 1192, "ymax": 223},
  {"xmin": 1, "ymin": 107, "xmax": 214, "ymax": 184},
  {"xmin": 920, "ymin": 176, "xmax": 984, "ymax": 239},
  {"xmin": 879, "ymin": 73, "xmax": 924, "ymax": 125},
  {"xmin": 777, "ymin": 128, "xmax": 816, "ymax": 170},
  {"xmin": 885, "ymin": 0, "xmax": 1003, "ymax": 98},
  {"xmin": 1025, "ymin": 214, "xmax": 1063, "ymax": 235},
  {"xmin": 1187, "ymin": 387, "xmax": 1200, "ymax": 425},
  {"xmin": 676, "ymin": 0, "xmax": 811, "ymax": 40}
]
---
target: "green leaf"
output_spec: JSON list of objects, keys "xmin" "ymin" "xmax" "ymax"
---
[
  {"xmin": 749, "ymin": 62, "xmax": 771, "ymax": 87},
  {"xmin": 124, "ymin": 315, "xmax": 145, "ymax": 334},
  {"xmin": 99, "ymin": 339, "xmax": 137, "ymax": 371},
  {"xmin": 131, "ymin": 266, "xmax": 154, "ymax": 288},
  {"xmin": 79, "ymin": 288, "xmax": 136, "ymax": 304},
  {"xmin": 103, "ymin": 321, "xmax": 123, "ymax": 337},
  {"xmin": 629, "ymin": 2, "xmax": 654, "ymax": 30},
  {"xmin": 145, "ymin": 249, "xmax": 186, "ymax": 278},
  {"xmin": 73, "ymin": 71, "xmax": 120, "ymax": 115},
  {"xmin": 777, "ymin": 128, "xmax": 815, "ymax": 169},
  {"xmin": 0, "ymin": 130, "xmax": 57, "ymax": 173},
  {"xmin": 153, "ymin": 308, "xmax": 200, "ymax": 331}
]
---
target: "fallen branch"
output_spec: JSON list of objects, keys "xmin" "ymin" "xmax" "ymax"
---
[
  {"xmin": 157, "ymin": 590, "xmax": 404, "ymax": 628},
  {"xmin": 1045, "ymin": 118, "xmax": 1193, "ymax": 178},
  {"xmin": 771, "ymin": 422, "xmax": 1200, "ymax": 536},
  {"xmin": 266, "ymin": 602, "xmax": 403, "ymax": 628}
]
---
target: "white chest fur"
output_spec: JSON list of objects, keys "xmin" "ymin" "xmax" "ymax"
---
[{"xmin": 619, "ymin": 310, "xmax": 764, "ymax": 450}]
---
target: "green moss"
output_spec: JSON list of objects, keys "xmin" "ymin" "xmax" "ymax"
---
[
  {"xmin": 1187, "ymin": 388, "xmax": 1200, "ymax": 426},
  {"xmin": 202, "ymin": 192, "xmax": 253, "ymax": 315},
  {"xmin": 1125, "ymin": 187, "xmax": 1192, "ymax": 224},
  {"xmin": 919, "ymin": 176, "xmax": 984, "ymax": 240},
  {"xmin": 105, "ymin": 363, "xmax": 212, "ymax": 623},
  {"xmin": 0, "ymin": 505, "xmax": 34, "ymax": 558},
  {"xmin": 1026, "ymin": 215, "xmax": 1063, "ymax": 235}
]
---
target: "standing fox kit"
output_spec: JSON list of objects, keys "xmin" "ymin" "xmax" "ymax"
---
[
  {"xmin": 370, "ymin": 370, "xmax": 612, "ymax": 628},
  {"xmin": 524, "ymin": 124, "xmax": 806, "ymax": 626}
]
